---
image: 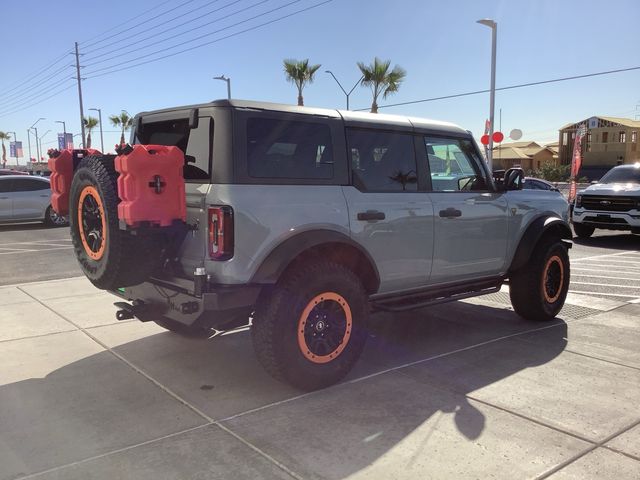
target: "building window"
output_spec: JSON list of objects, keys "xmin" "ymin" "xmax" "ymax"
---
[
  {"xmin": 562, "ymin": 132, "xmax": 568, "ymax": 145},
  {"xmin": 632, "ymin": 131, "xmax": 637, "ymax": 151},
  {"xmin": 602, "ymin": 132, "xmax": 608, "ymax": 143},
  {"xmin": 619, "ymin": 131, "xmax": 626, "ymax": 143},
  {"xmin": 586, "ymin": 132, "xmax": 592, "ymax": 152}
]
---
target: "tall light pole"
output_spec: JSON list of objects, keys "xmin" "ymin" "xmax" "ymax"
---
[
  {"xmin": 8, "ymin": 132, "xmax": 17, "ymax": 166},
  {"xmin": 55, "ymin": 120, "xmax": 67, "ymax": 149},
  {"xmin": 213, "ymin": 75, "xmax": 231, "ymax": 99},
  {"xmin": 27, "ymin": 130, "xmax": 31, "ymax": 163},
  {"xmin": 325, "ymin": 71, "xmax": 363, "ymax": 110},
  {"xmin": 89, "ymin": 108, "xmax": 104, "ymax": 152},
  {"xmin": 39, "ymin": 130, "xmax": 51, "ymax": 161},
  {"xmin": 29, "ymin": 118, "xmax": 45, "ymax": 163},
  {"xmin": 477, "ymin": 18, "xmax": 497, "ymax": 171}
]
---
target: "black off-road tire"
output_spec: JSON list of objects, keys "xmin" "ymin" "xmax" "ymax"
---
[
  {"xmin": 509, "ymin": 237, "xmax": 570, "ymax": 322},
  {"xmin": 573, "ymin": 222, "xmax": 595, "ymax": 238},
  {"xmin": 69, "ymin": 155, "xmax": 163, "ymax": 290},
  {"xmin": 153, "ymin": 317, "xmax": 214, "ymax": 339},
  {"xmin": 251, "ymin": 261, "xmax": 369, "ymax": 391}
]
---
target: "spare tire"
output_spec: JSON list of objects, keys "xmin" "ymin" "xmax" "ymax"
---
[{"xmin": 69, "ymin": 155, "xmax": 164, "ymax": 290}]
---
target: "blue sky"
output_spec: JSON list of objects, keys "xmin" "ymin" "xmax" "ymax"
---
[{"xmin": 1, "ymin": 0, "xmax": 639, "ymax": 161}]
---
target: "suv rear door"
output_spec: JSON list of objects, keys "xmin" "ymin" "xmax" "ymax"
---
[
  {"xmin": 423, "ymin": 135, "xmax": 508, "ymax": 283},
  {"xmin": 134, "ymin": 108, "xmax": 217, "ymax": 278},
  {"xmin": 343, "ymin": 127, "xmax": 434, "ymax": 293}
]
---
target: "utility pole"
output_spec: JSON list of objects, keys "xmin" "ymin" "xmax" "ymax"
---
[
  {"xmin": 27, "ymin": 130, "xmax": 31, "ymax": 163},
  {"xmin": 75, "ymin": 42, "xmax": 86, "ymax": 149}
]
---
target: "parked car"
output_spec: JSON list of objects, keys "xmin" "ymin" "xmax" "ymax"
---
[
  {"xmin": 0, "ymin": 169, "xmax": 29, "ymax": 176},
  {"xmin": 572, "ymin": 163, "xmax": 640, "ymax": 237},
  {"xmin": 0, "ymin": 175, "xmax": 68, "ymax": 226},
  {"xmin": 53, "ymin": 99, "xmax": 572, "ymax": 390}
]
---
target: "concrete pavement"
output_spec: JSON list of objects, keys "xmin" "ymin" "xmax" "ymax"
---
[{"xmin": 1, "ymin": 277, "xmax": 639, "ymax": 479}]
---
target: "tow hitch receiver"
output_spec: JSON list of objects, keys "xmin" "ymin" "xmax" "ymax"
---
[{"xmin": 114, "ymin": 300, "xmax": 153, "ymax": 322}]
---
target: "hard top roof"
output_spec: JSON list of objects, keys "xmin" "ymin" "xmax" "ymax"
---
[{"xmin": 137, "ymin": 99, "xmax": 468, "ymax": 135}]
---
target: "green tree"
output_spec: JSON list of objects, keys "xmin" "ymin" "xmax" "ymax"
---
[
  {"xmin": 357, "ymin": 57, "xmax": 406, "ymax": 113},
  {"xmin": 109, "ymin": 112, "xmax": 133, "ymax": 146},
  {"xmin": 0, "ymin": 131, "xmax": 11, "ymax": 168},
  {"xmin": 283, "ymin": 58, "xmax": 321, "ymax": 106},
  {"xmin": 83, "ymin": 116, "xmax": 99, "ymax": 149}
]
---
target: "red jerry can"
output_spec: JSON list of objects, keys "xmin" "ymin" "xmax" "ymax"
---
[
  {"xmin": 48, "ymin": 149, "xmax": 74, "ymax": 216},
  {"xmin": 115, "ymin": 144, "xmax": 186, "ymax": 227}
]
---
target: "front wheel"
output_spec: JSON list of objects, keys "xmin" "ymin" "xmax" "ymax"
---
[
  {"xmin": 509, "ymin": 238, "xmax": 570, "ymax": 322},
  {"xmin": 44, "ymin": 205, "xmax": 69, "ymax": 227},
  {"xmin": 251, "ymin": 261, "xmax": 369, "ymax": 391},
  {"xmin": 572, "ymin": 222, "xmax": 594, "ymax": 238}
]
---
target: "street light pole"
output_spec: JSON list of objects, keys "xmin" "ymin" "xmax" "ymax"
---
[
  {"xmin": 39, "ymin": 130, "xmax": 51, "ymax": 161},
  {"xmin": 325, "ymin": 71, "xmax": 363, "ymax": 110},
  {"xmin": 89, "ymin": 108, "xmax": 104, "ymax": 152},
  {"xmin": 213, "ymin": 75, "xmax": 231, "ymax": 99},
  {"xmin": 27, "ymin": 130, "xmax": 31, "ymax": 163},
  {"xmin": 29, "ymin": 118, "xmax": 45, "ymax": 163},
  {"xmin": 477, "ymin": 18, "xmax": 497, "ymax": 172},
  {"xmin": 55, "ymin": 121, "xmax": 67, "ymax": 149}
]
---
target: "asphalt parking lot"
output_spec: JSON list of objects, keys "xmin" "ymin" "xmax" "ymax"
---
[{"xmin": 1, "ymin": 223, "xmax": 639, "ymax": 479}]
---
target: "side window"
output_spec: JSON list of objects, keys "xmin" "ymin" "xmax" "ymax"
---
[
  {"xmin": 0, "ymin": 179, "xmax": 11, "ymax": 193},
  {"xmin": 12, "ymin": 178, "xmax": 50, "ymax": 192},
  {"xmin": 247, "ymin": 118, "xmax": 333, "ymax": 179},
  {"xmin": 425, "ymin": 137, "xmax": 487, "ymax": 192},
  {"xmin": 347, "ymin": 129, "xmax": 417, "ymax": 192}
]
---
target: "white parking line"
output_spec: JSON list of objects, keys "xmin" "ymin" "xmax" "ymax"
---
[
  {"xmin": 572, "ymin": 274, "xmax": 640, "ymax": 281},
  {"xmin": 571, "ymin": 251, "xmax": 638, "ymax": 261},
  {"xmin": 570, "ymin": 281, "xmax": 640, "ymax": 289},
  {"xmin": 575, "ymin": 259, "xmax": 640, "ymax": 266},
  {"xmin": 0, "ymin": 246, "xmax": 37, "ymax": 252},
  {"xmin": 0, "ymin": 246, "xmax": 73, "ymax": 255},
  {"xmin": 568, "ymin": 290, "xmax": 638, "ymax": 298}
]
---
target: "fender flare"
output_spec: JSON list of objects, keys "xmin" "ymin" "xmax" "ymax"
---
[
  {"xmin": 250, "ymin": 229, "xmax": 381, "ymax": 292},
  {"xmin": 509, "ymin": 216, "xmax": 572, "ymax": 273}
]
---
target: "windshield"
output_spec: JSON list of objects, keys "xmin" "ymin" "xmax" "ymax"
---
[{"xmin": 599, "ymin": 166, "xmax": 640, "ymax": 184}]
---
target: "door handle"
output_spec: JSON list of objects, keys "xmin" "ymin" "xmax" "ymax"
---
[
  {"xmin": 439, "ymin": 207, "xmax": 462, "ymax": 218},
  {"xmin": 357, "ymin": 210, "xmax": 386, "ymax": 221}
]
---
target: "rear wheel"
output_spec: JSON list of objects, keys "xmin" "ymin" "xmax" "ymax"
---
[
  {"xmin": 572, "ymin": 222, "xmax": 594, "ymax": 238},
  {"xmin": 509, "ymin": 237, "xmax": 570, "ymax": 322},
  {"xmin": 69, "ymin": 155, "xmax": 164, "ymax": 289},
  {"xmin": 44, "ymin": 205, "xmax": 68, "ymax": 227},
  {"xmin": 251, "ymin": 261, "xmax": 369, "ymax": 391}
]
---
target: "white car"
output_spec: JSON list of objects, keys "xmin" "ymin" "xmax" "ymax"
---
[
  {"xmin": 572, "ymin": 163, "xmax": 640, "ymax": 237},
  {"xmin": 0, "ymin": 175, "xmax": 68, "ymax": 226}
]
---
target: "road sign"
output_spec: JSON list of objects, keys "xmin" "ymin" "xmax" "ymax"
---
[{"xmin": 9, "ymin": 141, "xmax": 23, "ymax": 158}]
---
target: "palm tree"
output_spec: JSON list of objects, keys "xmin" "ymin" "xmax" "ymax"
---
[
  {"xmin": 283, "ymin": 58, "xmax": 321, "ymax": 106},
  {"xmin": 0, "ymin": 131, "xmax": 11, "ymax": 168},
  {"xmin": 109, "ymin": 112, "xmax": 133, "ymax": 146},
  {"xmin": 357, "ymin": 57, "xmax": 406, "ymax": 113},
  {"xmin": 83, "ymin": 116, "xmax": 99, "ymax": 149}
]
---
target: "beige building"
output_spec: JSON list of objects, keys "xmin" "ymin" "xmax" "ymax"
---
[
  {"xmin": 492, "ymin": 141, "xmax": 558, "ymax": 171},
  {"xmin": 558, "ymin": 116, "xmax": 640, "ymax": 169}
]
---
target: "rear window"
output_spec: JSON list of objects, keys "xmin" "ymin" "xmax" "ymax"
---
[
  {"xmin": 136, "ymin": 117, "xmax": 212, "ymax": 181},
  {"xmin": 246, "ymin": 118, "xmax": 333, "ymax": 179}
]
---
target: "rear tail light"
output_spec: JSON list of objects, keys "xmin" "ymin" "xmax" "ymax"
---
[{"xmin": 208, "ymin": 206, "xmax": 234, "ymax": 260}]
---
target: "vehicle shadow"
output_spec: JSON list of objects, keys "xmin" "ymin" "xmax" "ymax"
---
[
  {"xmin": 0, "ymin": 302, "xmax": 568, "ymax": 479},
  {"xmin": 573, "ymin": 232, "xmax": 639, "ymax": 249}
]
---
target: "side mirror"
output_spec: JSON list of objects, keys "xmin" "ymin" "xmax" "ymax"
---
[{"xmin": 503, "ymin": 167, "xmax": 524, "ymax": 191}]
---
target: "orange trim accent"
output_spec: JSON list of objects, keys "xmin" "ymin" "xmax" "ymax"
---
[
  {"xmin": 542, "ymin": 255, "xmax": 564, "ymax": 303},
  {"xmin": 297, "ymin": 292, "xmax": 352, "ymax": 364},
  {"xmin": 77, "ymin": 185, "xmax": 107, "ymax": 261}
]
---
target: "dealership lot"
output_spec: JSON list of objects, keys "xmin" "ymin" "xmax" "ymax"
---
[{"xmin": 1, "ymin": 263, "xmax": 639, "ymax": 478}]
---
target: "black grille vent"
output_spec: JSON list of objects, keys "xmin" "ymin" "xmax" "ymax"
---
[{"xmin": 581, "ymin": 195, "xmax": 637, "ymax": 212}]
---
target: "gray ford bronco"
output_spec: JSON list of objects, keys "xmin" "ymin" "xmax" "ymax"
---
[{"xmin": 58, "ymin": 100, "xmax": 572, "ymax": 391}]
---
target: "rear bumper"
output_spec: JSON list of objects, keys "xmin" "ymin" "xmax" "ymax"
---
[
  {"xmin": 573, "ymin": 208, "xmax": 640, "ymax": 230},
  {"xmin": 110, "ymin": 278, "xmax": 262, "ymax": 329}
]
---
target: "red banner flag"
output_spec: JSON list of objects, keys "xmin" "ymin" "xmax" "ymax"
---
[{"xmin": 568, "ymin": 124, "xmax": 587, "ymax": 202}]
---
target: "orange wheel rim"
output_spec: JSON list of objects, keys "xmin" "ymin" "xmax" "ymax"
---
[
  {"xmin": 542, "ymin": 255, "xmax": 564, "ymax": 303},
  {"xmin": 297, "ymin": 292, "xmax": 352, "ymax": 364},
  {"xmin": 77, "ymin": 185, "xmax": 107, "ymax": 260}
]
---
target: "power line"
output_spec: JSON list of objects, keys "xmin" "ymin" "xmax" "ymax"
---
[
  {"xmin": 85, "ymin": 0, "xmax": 324, "ymax": 79},
  {"xmin": 0, "ymin": 50, "xmax": 70, "ymax": 99},
  {"xmin": 362, "ymin": 66, "xmax": 640, "ymax": 111},
  {"xmin": 0, "ymin": 79, "xmax": 75, "ymax": 113},
  {"xmin": 0, "ymin": 64, "xmax": 71, "ymax": 108},
  {"xmin": 82, "ymin": 0, "xmax": 237, "ymax": 56},
  {"xmin": 0, "ymin": 83, "xmax": 76, "ymax": 119},
  {"xmin": 81, "ymin": 0, "xmax": 200, "ymax": 49},
  {"xmin": 83, "ymin": 0, "xmax": 268, "ymax": 68}
]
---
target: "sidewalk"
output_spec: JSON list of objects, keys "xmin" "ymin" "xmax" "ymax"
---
[{"xmin": 1, "ymin": 277, "xmax": 639, "ymax": 479}]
